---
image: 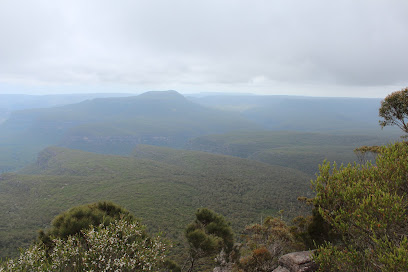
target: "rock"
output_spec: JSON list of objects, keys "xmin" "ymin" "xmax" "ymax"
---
[
  {"xmin": 215, "ymin": 250, "xmax": 318, "ymax": 272},
  {"xmin": 273, "ymin": 266, "xmax": 291, "ymax": 272},
  {"xmin": 273, "ymin": 251, "xmax": 318, "ymax": 272}
]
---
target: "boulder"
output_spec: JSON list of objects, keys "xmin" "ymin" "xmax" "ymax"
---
[
  {"xmin": 273, "ymin": 266, "xmax": 291, "ymax": 272},
  {"xmin": 273, "ymin": 251, "xmax": 317, "ymax": 272},
  {"xmin": 213, "ymin": 250, "xmax": 318, "ymax": 272}
]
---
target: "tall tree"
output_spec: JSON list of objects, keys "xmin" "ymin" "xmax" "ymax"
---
[
  {"xmin": 379, "ymin": 87, "xmax": 408, "ymax": 134},
  {"xmin": 184, "ymin": 208, "xmax": 234, "ymax": 272}
]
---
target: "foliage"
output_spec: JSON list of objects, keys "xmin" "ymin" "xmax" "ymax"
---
[
  {"xmin": 39, "ymin": 201, "xmax": 135, "ymax": 246},
  {"xmin": 379, "ymin": 87, "xmax": 408, "ymax": 134},
  {"xmin": 236, "ymin": 217, "xmax": 304, "ymax": 271},
  {"xmin": 301, "ymin": 208, "xmax": 338, "ymax": 248},
  {"xmin": 236, "ymin": 247, "xmax": 273, "ymax": 272},
  {"xmin": 184, "ymin": 208, "xmax": 234, "ymax": 272},
  {"xmin": 293, "ymin": 197, "xmax": 340, "ymax": 248},
  {"xmin": 353, "ymin": 145, "xmax": 381, "ymax": 164},
  {"xmin": 312, "ymin": 142, "xmax": 408, "ymax": 271},
  {"xmin": 189, "ymin": 131, "xmax": 396, "ymax": 177},
  {"xmin": 162, "ymin": 259, "xmax": 182, "ymax": 272},
  {"xmin": 0, "ymin": 219, "xmax": 166, "ymax": 271},
  {"xmin": 0, "ymin": 145, "xmax": 310, "ymax": 259}
]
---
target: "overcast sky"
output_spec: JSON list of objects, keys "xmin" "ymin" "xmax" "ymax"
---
[{"xmin": 0, "ymin": 0, "xmax": 407, "ymax": 98}]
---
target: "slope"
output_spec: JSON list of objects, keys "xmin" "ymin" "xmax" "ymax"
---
[
  {"xmin": 0, "ymin": 146, "xmax": 310, "ymax": 259},
  {"xmin": 191, "ymin": 94, "xmax": 401, "ymax": 135},
  {"xmin": 0, "ymin": 91, "xmax": 258, "ymax": 171},
  {"xmin": 188, "ymin": 131, "xmax": 397, "ymax": 176}
]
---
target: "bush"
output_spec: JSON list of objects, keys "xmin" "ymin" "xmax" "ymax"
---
[
  {"xmin": 38, "ymin": 201, "xmax": 135, "ymax": 248},
  {"xmin": 1, "ymin": 219, "xmax": 166, "ymax": 271},
  {"xmin": 312, "ymin": 142, "xmax": 408, "ymax": 271},
  {"xmin": 236, "ymin": 216, "xmax": 304, "ymax": 271}
]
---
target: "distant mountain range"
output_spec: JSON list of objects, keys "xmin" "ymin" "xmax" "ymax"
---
[
  {"xmin": 0, "ymin": 91, "xmax": 399, "ymax": 173},
  {"xmin": 0, "ymin": 93, "xmax": 134, "ymax": 112},
  {"xmin": 2, "ymin": 91, "xmax": 257, "ymax": 145},
  {"xmin": 0, "ymin": 91, "xmax": 257, "ymax": 171},
  {"xmin": 191, "ymin": 95, "xmax": 395, "ymax": 134}
]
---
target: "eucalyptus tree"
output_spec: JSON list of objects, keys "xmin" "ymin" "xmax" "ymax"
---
[
  {"xmin": 184, "ymin": 208, "xmax": 234, "ymax": 272},
  {"xmin": 379, "ymin": 87, "xmax": 408, "ymax": 135}
]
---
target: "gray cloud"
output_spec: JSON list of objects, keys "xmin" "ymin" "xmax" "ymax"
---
[{"xmin": 0, "ymin": 0, "xmax": 407, "ymax": 97}]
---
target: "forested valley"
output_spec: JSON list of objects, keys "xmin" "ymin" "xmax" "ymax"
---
[{"xmin": 0, "ymin": 90, "xmax": 406, "ymax": 271}]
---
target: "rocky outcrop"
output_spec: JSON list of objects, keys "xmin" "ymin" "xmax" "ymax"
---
[
  {"xmin": 213, "ymin": 251, "xmax": 318, "ymax": 272},
  {"xmin": 273, "ymin": 251, "xmax": 317, "ymax": 272},
  {"xmin": 212, "ymin": 250, "xmax": 317, "ymax": 272}
]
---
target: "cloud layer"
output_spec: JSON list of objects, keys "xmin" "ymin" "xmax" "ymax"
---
[{"xmin": 1, "ymin": 0, "xmax": 407, "ymax": 97}]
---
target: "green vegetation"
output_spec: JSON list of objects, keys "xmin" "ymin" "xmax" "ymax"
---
[
  {"xmin": 379, "ymin": 87, "xmax": 408, "ymax": 134},
  {"xmin": 0, "ymin": 145, "xmax": 310, "ymax": 260},
  {"xmin": 237, "ymin": 216, "xmax": 305, "ymax": 272},
  {"xmin": 0, "ymin": 219, "xmax": 167, "ymax": 271},
  {"xmin": 353, "ymin": 145, "xmax": 381, "ymax": 164},
  {"xmin": 312, "ymin": 142, "xmax": 408, "ymax": 271},
  {"xmin": 185, "ymin": 208, "xmax": 234, "ymax": 271},
  {"xmin": 3, "ymin": 91, "xmax": 407, "ymax": 270},
  {"xmin": 38, "ymin": 201, "xmax": 135, "ymax": 247},
  {"xmin": 188, "ymin": 131, "xmax": 396, "ymax": 176}
]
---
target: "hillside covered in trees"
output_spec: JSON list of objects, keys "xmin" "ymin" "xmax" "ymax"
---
[
  {"xmin": 0, "ymin": 89, "xmax": 406, "ymax": 271},
  {"xmin": 0, "ymin": 91, "xmax": 399, "ymax": 173},
  {"xmin": 0, "ymin": 145, "xmax": 310, "ymax": 259}
]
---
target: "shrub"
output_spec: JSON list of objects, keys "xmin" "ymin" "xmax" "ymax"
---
[
  {"xmin": 1, "ymin": 219, "xmax": 166, "ymax": 271},
  {"xmin": 312, "ymin": 142, "xmax": 408, "ymax": 271}
]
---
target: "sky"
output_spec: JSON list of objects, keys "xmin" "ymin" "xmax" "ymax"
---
[{"xmin": 0, "ymin": 0, "xmax": 407, "ymax": 98}]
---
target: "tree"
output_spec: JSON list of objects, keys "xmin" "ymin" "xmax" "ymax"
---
[
  {"xmin": 38, "ymin": 201, "xmax": 134, "ymax": 246},
  {"xmin": 184, "ymin": 208, "xmax": 234, "ymax": 272},
  {"xmin": 379, "ymin": 87, "xmax": 408, "ymax": 134},
  {"xmin": 312, "ymin": 142, "xmax": 408, "ymax": 271}
]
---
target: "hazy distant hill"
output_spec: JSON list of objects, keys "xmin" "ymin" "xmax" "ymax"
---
[
  {"xmin": 0, "ymin": 93, "xmax": 134, "ymax": 112},
  {"xmin": 0, "ymin": 91, "xmax": 400, "ymax": 173},
  {"xmin": 2, "ymin": 91, "xmax": 257, "ymax": 145},
  {"xmin": 192, "ymin": 95, "xmax": 400, "ymax": 135},
  {"xmin": 0, "ymin": 91, "xmax": 258, "ymax": 171},
  {"xmin": 0, "ymin": 146, "xmax": 310, "ymax": 258}
]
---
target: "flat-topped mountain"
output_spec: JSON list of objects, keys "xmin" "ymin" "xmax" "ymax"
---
[
  {"xmin": 3, "ymin": 91, "xmax": 256, "ymax": 134},
  {"xmin": 0, "ymin": 91, "xmax": 258, "ymax": 171}
]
